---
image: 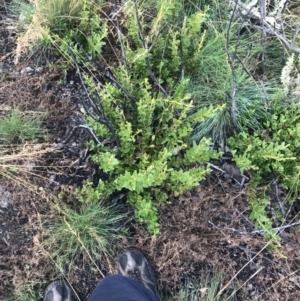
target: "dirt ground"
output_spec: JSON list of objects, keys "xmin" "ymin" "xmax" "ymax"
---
[{"xmin": 1, "ymin": 3, "xmax": 300, "ymax": 301}]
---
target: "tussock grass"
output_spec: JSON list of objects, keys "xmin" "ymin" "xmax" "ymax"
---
[
  {"xmin": 185, "ymin": 0, "xmax": 283, "ymax": 146},
  {"xmin": 0, "ymin": 109, "xmax": 46, "ymax": 144},
  {"xmin": 161, "ymin": 271, "xmax": 234, "ymax": 301},
  {"xmin": 176, "ymin": 277, "xmax": 232, "ymax": 301},
  {"xmin": 0, "ymin": 108, "xmax": 48, "ymax": 186},
  {"xmin": 14, "ymin": 281, "xmax": 44, "ymax": 301},
  {"xmin": 12, "ymin": 0, "xmax": 101, "ymax": 62},
  {"xmin": 45, "ymin": 200, "xmax": 128, "ymax": 271}
]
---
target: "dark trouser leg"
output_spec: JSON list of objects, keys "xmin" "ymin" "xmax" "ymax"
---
[{"xmin": 87, "ymin": 275, "xmax": 160, "ymax": 301}]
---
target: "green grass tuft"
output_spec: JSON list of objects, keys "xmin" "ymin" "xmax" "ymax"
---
[
  {"xmin": 176, "ymin": 274, "xmax": 233, "ymax": 301},
  {"xmin": 161, "ymin": 270, "xmax": 234, "ymax": 301},
  {"xmin": 46, "ymin": 200, "xmax": 127, "ymax": 270},
  {"xmin": 14, "ymin": 282, "xmax": 44, "ymax": 301},
  {"xmin": 0, "ymin": 110, "xmax": 46, "ymax": 144},
  {"xmin": 12, "ymin": 0, "xmax": 106, "ymax": 62}
]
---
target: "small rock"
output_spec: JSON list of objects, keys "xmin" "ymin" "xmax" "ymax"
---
[
  {"xmin": 26, "ymin": 161, "xmax": 35, "ymax": 171},
  {"xmin": 198, "ymin": 191, "xmax": 207, "ymax": 198},
  {"xmin": 49, "ymin": 174, "xmax": 56, "ymax": 184},
  {"xmin": 0, "ymin": 185, "xmax": 12, "ymax": 208},
  {"xmin": 250, "ymin": 290, "xmax": 257, "ymax": 296},
  {"xmin": 25, "ymin": 67, "xmax": 34, "ymax": 73},
  {"xmin": 173, "ymin": 191, "xmax": 180, "ymax": 198},
  {"xmin": 0, "ymin": 199, "xmax": 9, "ymax": 208}
]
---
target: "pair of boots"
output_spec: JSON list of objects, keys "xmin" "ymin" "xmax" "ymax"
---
[{"xmin": 44, "ymin": 248, "xmax": 158, "ymax": 301}]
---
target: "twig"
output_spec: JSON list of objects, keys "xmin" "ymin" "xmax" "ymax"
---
[
  {"xmin": 215, "ymin": 243, "xmax": 269, "ymax": 299},
  {"xmin": 147, "ymin": 23, "xmax": 169, "ymax": 54},
  {"xmin": 250, "ymin": 24, "xmax": 300, "ymax": 53},
  {"xmin": 61, "ymin": 125, "xmax": 104, "ymax": 146},
  {"xmin": 206, "ymin": 162, "xmax": 227, "ymax": 174},
  {"xmin": 279, "ymin": 231, "xmax": 300, "ymax": 252},
  {"xmin": 225, "ymin": 0, "xmax": 238, "ymax": 129},
  {"xmin": 72, "ymin": 35, "xmax": 136, "ymax": 103},
  {"xmin": 133, "ymin": 0, "xmax": 169, "ymax": 97},
  {"xmin": 67, "ymin": 45, "xmax": 104, "ymax": 119},
  {"xmin": 206, "ymin": 162, "xmax": 249, "ymax": 181},
  {"xmin": 259, "ymin": 0, "xmax": 267, "ymax": 75},
  {"xmin": 227, "ymin": 0, "xmax": 272, "ymax": 23},
  {"xmin": 233, "ymin": 52, "xmax": 271, "ymax": 105},
  {"xmin": 237, "ymin": 245, "xmax": 274, "ymax": 265},
  {"xmin": 92, "ymin": 90, "xmax": 120, "ymax": 149},
  {"xmin": 279, "ymin": 18, "xmax": 287, "ymax": 65},
  {"xmin": 225, "ymin": 0, "xmax": 300, "ymax": 54},
  {"xmin": 68, "ymin": 45, "xmax": 120, "ymax": 148},
  {"xmin": 271, "ymin": 168, "xmax": 285, "ymax": 216},
  {"xmin": 281, "ymin": 0, "xmax": 291, "ymax": 15},
  {"xmin": 108, "ymin": 0, "xmax": 131, "ymax": 20},
  {"xmin": 178, "ymin": 10, "xmax": 185, "ymax": 79},
  {"xmin": 254, "ymin": 268, "xmax": 300, "ymax": 300},
  {"xmin": 224, "ymin": 267, "xmax": 264, "ymax": 301},
  {"xmin": 112, "ymin": 0, "xmax": 128, "ymax": 71},
  {"xmin": 208, "ymin": 219, "xmax": 300, "ymax": 235},
  {"xmin": 244, "ymin": 43, "xmax": 252, "ymax": 68},
  {"xmin": 292, "ymin": 24, "xmax": 300, "ymax": 46},
  {"xmin": 237, "ymin": 245, "xmax": 300, "ymax": 290},
  {"xmin": 258, "ymin": 79, "xmax": 271, "ymax": 107}
]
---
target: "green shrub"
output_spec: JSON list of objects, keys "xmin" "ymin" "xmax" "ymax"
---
[
  {"xmin": 0, "ymin": 109, "xmax": 46, "ymax": 144},
  {"xmin": 76, "ymin": 0, "xmax": 221, "ymax": 236},
  {"xmin": 46, "ymin": 200, "xmax": 126, "ymax": 269},
  {"xmin": 228, "ymin": 95, "xmax": 300, "ymax": 233}
]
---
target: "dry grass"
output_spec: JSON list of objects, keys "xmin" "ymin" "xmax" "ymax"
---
[
  {"xmin": 0, "ymin": 143, "xmax": 59, "ymax": 189},
  {"xmin": 14, "ymin": 0, "xmax": 89, "ymax": 63}
]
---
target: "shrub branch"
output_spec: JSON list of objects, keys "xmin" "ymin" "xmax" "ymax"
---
[{"xmin": 133, "ymin": 0, "xmax": 169, "ymax": 97}]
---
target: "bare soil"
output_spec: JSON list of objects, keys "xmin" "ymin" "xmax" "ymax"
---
[{"xmin": 1, "ymin": 3, "xmax": 300, "ymax": 301}]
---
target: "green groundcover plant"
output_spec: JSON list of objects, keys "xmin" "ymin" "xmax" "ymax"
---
[
  {"xmin": 228, "ymin": 53, "xmax": 300, "ymax": 237},
  {"xmin": 75, "ymin": 0, "xmax": 222, "ymax": 235},
  {"xmin": 228, "ymin": 95, "xmax": 300, "ymax": 238}
]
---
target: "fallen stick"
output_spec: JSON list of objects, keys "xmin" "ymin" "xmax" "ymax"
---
[{"xmin": 208, "ymin": 219, "xmax": 300, "ymax": 235}]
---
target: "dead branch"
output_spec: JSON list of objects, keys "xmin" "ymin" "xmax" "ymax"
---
[
  {"xmin": 67, "ymin": 46, "xmax": 121, "ymax": 148},
  {"xmin": 226, "ymin": 0, "xmax": 238, "ymax": 129},
  {"xmin": 71, "ymin": 35, "xmax": 136, "ymax": 103},
  {"xmin": 62, "ymin": 125, "xmax": 103, "ymax": 146},
  {"xmin": 209, "ymin": 219, "xmax": 300, "ymax": 235},
  {"xmin": 112, "ymin": 0, "xmax": 128, "ymax": 71},
  {"xmin": 271, "ymin": 168, "xmax": 285, "ymax": 216},
  {"xmin": 206, "ymin": 161, "xmax": 249, "ymax": 187},
  {"xmin": 225, "ymin": 0, "xmax": 300, "ymax": 54},
  {"xmin": 250, "ymin": 24, "xmax": 300, "ymax": 54},
  {"xmin": 259, "ymin": 0, "xmax": 267, "ymax": 74}
]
